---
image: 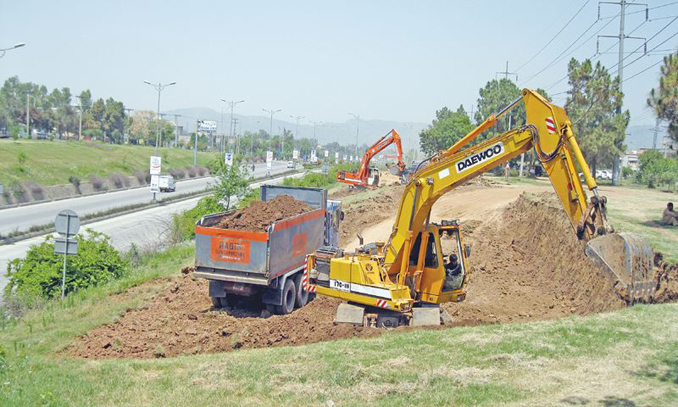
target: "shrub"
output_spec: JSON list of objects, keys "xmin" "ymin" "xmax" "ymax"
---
[
  {"xmin": 169, "ymin": 168, "xmax": 186, "ymax": 180},
  {"xmin": 23, "ymin": 181, "xmax": 44, "ymax": 201},
  {"xmin": 11, "ymin": 183, "xmax": 27, "ymax": 203},
  {"xmin": 69, "ymin": 176, "xmax": 81, "ymax": 194},
  {"xmin": 196, "ymin": 166, "xmax": 207, "ymax": 176},
  {"xmin": 186, "ymin": 166, "xmax": 197, "ymax": 178},
  {"xmin": 4, "ymin": 230, "xmax": 129, "ymax": 301},
  {"xmin": 170, "ymin": 195, "xmax": 224, "ymax": 243},
  {"xmin": 89, "ymin": 175, "xmax": 106, "ymax": 191},
  {"xmin": 17, "ymin": 151, "xmax": 27, "ymax": 165},
  {"xmin": 109, "ymin": 173, "xmax": 128, "ymax": 189},
  {"xmin": 134, "ymin": 170, "xmax": 147, "ymax": 185}
]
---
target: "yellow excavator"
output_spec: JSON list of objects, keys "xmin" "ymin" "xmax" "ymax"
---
[{"xmin": 304, "ymin": 89, "xmax": 656, "ymax": 327}]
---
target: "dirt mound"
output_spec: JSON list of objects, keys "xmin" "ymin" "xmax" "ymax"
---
[
  {"xmin": 217, "ymin": 195, "xmax": 311, "ymax": 232},
  {"xmin": 653, "ymin": 260, "xmax": 678, "ymax": 303},
  {"xmin": 69, "ymin": 268, "xmax": 381, "ymax": 359},
  {"xmin": 444, "ymin": 192, "xmax": 628, "ymax": 325},
  {"xmin": 338, "ymin": 185, "xmax": 404, "ymax": 246}
]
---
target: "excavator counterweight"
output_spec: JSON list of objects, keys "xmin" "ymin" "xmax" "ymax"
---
[{"xmin": 307, "ymin": 89, "xmax": 655, "ymax": 327}]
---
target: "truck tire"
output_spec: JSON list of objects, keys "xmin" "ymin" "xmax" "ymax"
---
[
  {"xmin": 294, "ymin": 273, "xmax": 309, "ymax": 308},
  {"xmin": 276, "ymin": 279, "xmax": 296, "ymax": 314},
  {"xmin": 211, "ymin": 296, "xmax": 227, "ymax": 308}
]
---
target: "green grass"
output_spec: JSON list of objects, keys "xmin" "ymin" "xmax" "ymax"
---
[
  {"xmin": 0, "ymin": 139, "xmax": 218, "ymax": 187},
  {"xmin": 1, "ymin": 242, "xmax": 677, "ymax": 406}
]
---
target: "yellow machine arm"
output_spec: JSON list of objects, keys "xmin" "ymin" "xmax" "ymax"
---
[{"xmin": 385, "ymin": 89, "xmax": 607, "ymax": 279}]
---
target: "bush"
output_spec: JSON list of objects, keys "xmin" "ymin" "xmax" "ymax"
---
[
  {"xmin": 4, "ymin": 230, "xmax": 129, "ymax": 301},
  {"xmin": 169, "ymin": 168, "xmax": 186, "ymax": 180},
  {"xmin": 23, "ymin": 181, "xmax": 44, "ymax": 201},
  {"xmin": 17, "ymin": 151, "xmax": 27, "ymax": 165},
  {"xmin": 622, "ymin": 166, "xmax": 634, "ymax": 180},
  {"xmin": 134, "ymin": 170, "xmax": 147, "ymax": 185},
  {"xmin": 89, "ymin": 175, "xmax": 106, "ymax": 191},
  {"xmin": 109, "ymin": 173, "xmax": 128, "ymax": 189},
  {"xmin": 170, "ymin": 195, "xmax": 224, "ymax": 243},
  {"xmin": 69, "ymin": 176, "xmax": 82, "ymax": 194},
  {"xmin": 196, "ymin": 166, "xmax": 208, "ymax": 176},
  {"xmin": 186, "ymin": 166, "xmax": 197, "ymax": 178}
]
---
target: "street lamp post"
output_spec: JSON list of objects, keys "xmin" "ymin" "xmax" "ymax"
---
[
  {"xmin": 349, "ymin": 113, "xmax": 360, "ymax": 159},
  {"xmin": 0, "ymin": 42, "xmax": 25, "ymax": 59},
  {"xmin": 262, "ymin": 108, "xmax": 281, "ymax": 156},
  {"xmin": 222, "ymin": 99, "xmax": 245, "ymax": 155},
  {"xmin": 143, "ymin": 80, "xmax": 176, "ymax": 155},
  {"xmin": 289, "ymin": 115, "xmax": 304, "ymax": 158}
]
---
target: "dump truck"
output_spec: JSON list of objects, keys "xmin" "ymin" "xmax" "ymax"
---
[{"xmin": 194, "ymin": 185, "xmax": 342, "ymax": 314}]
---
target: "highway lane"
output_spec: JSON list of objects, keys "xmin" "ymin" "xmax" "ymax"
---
[
  {"xmin": 0, "ymin": 161, "xmax": 291, "ymax": 236},
  {"xmin": 0, "ymin": 170, "xmax": 308, "ymax": 296}
]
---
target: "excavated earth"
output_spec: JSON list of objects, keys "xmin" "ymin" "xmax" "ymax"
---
[
  {"xmin": 70, "ymin": 188, "xmax": 678, "ymax": 359},
  {"xmin": 216, "ymin": 194, "xmax": 312, "ymax": 232}
]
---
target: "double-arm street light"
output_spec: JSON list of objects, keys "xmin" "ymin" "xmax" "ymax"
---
[
  {"xmin": 349, "ymin": 113, "xmax": 360, "ymax": 158},
  {"xmin": 290, "ymin": 115, "xmax": 304, "ymax": 157},
  {"xmin": 0, "ymin": 42, "xmax": 25, "ymax": 59},
  {"xmin": 144, "ymin": 80, "xmax": 176, "ymax": 154},
  {"xmin": 221, "ymin": 99, "xmax": 245, "ymax": 155},
  {"xmin": 262, "ymin": 108, "xmax": 282, "ymax": 155}
]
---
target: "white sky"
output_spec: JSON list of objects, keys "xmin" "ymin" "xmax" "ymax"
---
[{"xmin": 1, "ymin": 0, "xmax": 675, "ymax": 127}]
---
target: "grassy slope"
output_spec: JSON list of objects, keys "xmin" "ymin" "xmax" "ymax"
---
[
  {"xmin": 0, "ymin": 139, "xmax": 217, "ymax": 187},
  {"xmin": 1, "ymin": 244, "xmax": 677, "ymax": 406}
]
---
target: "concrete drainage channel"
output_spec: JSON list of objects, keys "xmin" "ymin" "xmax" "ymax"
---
[{"xmin": 0, "ymin": 169, "xmax": 304, "ymax": 246}]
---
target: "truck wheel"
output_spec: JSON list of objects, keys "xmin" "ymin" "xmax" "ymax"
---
[
  {"xmin": 276, "ymin": 279, "xmax": 296, "ymax": 314},
  {"xmin": 294, "ymin": 273, "xmax": 309, "ymax": 308}
]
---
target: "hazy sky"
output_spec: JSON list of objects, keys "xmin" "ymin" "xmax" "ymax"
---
[{"xmin": 1, "ymin": 0, "xmax": 675, "ymax": 127}]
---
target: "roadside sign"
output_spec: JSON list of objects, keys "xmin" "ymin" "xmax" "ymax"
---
[
  {"xmin": 311, "ymin": 150, "xmax": 317, "ymax": 163},
  {"xmin": 150, "ymin": 156, "xmax": 162, "ymax": 175},
  {"xmin": 335, "ymin": 152, "xmax": 339, "ymax": 159},
  {"xmin": 150, "ymin": 174, "xmax": 160, "ymax": 192},
  {"xmin": 54, "ymin": 237, "xmax": 78, "ymax": 256},
  {"xmin": 225, "ymin": 152, "xmax": 234, "ymax": 167},
  {"xmin": 266, "ymin": 151, "xmax": 273, "ymax": 163},
  {"xmin": 55, "ymin": 210, "xmax": 80, "ymax": 237},
  {"xmin": 293, "ymin": 149, "xmax": 299, "ymax": 160},
  {"xmin": 198, "ymin": 120, "xmax": 217, "ymax": 132},
  {"xmin": 323, "ymin": 164, "xmax": 329, "ymax": 175},
  {"xmin": 324, "ymin": 150, "xmax": 329, "ymax": 158}
]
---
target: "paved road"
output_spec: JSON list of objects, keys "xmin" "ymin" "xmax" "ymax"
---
[
  {"xmin": 0, "ymin": 161, "xmax": 291, "ymax": 236},
  {"xmin": 0, "ymin": 170, "xmax": 308, "ymax": 296}
]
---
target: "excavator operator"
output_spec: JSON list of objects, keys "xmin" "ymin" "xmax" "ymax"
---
[{"xmin": 444, "ymin": 254, "xmax": 463, "ymax": 290}]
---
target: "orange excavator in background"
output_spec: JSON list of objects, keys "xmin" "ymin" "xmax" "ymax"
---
[{"xmin": 336, "ymin": 129, "xmax": 406, "ymax": 189}]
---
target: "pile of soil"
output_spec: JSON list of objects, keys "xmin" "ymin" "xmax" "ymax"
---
[
  {"xmin": 69, "ymin": 268, "xmax": 381, "ymax": 359},
  {"xmin": 216, "ymin": 195, "xmax": 312, "ymax": 232},
  {"xmin": 443, "ymin": 192, "xmax": 628, "ymax": 325},
  {"xmin": 337, "ymin": 185, "xmax": 404, "ymax": 246}
]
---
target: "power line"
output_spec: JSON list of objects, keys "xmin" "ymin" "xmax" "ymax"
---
[
  {"xmin": 623, "ymin": 29, "xmax": 678, "ymax": 69},
  {"xmin": 515, "ymin": 0, "xmax": 591, "ymax": 72}
]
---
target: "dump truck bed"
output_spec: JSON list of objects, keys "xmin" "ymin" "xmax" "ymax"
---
[{"xmin": 194, "ymin": 185, "xmax": 328, "ymax": 286}]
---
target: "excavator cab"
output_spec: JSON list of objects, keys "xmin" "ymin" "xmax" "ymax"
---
[
  {"xmin": 405, "ymin": 220, "xmax": 470, "ymax": 305},
  {"xmin": 367, "ymin": 167, "xmax": 380, "ymax": 187}
]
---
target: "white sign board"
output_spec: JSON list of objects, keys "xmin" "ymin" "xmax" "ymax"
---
[
  {"xmin": 150, "ymin": 174, "xmax": 160, "ymax": 192},
  {"xmin": 225, "ymin": 152, "xmax": 234, "ymax": 167},
  {"xmin": 54, "ymin": 237, "xmax": 78, "ymax": 256},
  {"xmin": 324, "ymin": 150, "xmax": 329, "ymax": 158},
  {"xmin": 198, "ymin": 120, "xmax": 217, "ymax": 132},
  {"xmin": 350, "ymin": 156, "xmax": 354, "ymax": 161},
  {"xmin": 335, "ymin": 152, "xmax": 339, "ymax": 159},
  {"xmin": 343, "ymin": 155, "xmax": 347, "ymax": 161},
  {"xmin": 55, "ymin": 210, "xmax": 80, "ymax": 237},
  {"xmin": 311, "ymin": 149, "xmax": 317, "ymax": 163},
  {"xmin": 293, "ymin": 149, "xmax": 299, "ymax": 160},
  {"xmin": 150, "ymin": 156, "xmax": 162, "ymax": 175}
]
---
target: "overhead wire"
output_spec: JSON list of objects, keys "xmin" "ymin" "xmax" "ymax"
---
[{"xmin": 515, "ymin": 0, "xmax": 591, "ymax": 72}]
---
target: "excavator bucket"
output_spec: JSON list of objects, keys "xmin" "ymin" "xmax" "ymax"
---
[
  {"xmin": 585, "ymin": 232, "xmax": 656, "ymax": 302},
  {"xmin": 386, "ymin": 162, "xmax": 404, "ymax": 176}
]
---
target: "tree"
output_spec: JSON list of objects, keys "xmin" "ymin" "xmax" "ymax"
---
[
  {"xmin": 565, "ymin": 58, "xmax": 628, "ymax": 177},
  {"xmin": 475, "ymin": 78, "xmax": 525, "ymax": 139},
  {"xmin": 637, "ymin": 149, "xmax": 678, "ymax": 190},
  {"xmin": 648, "ymin": 52, "xmax": 678, "ymax": 142},
  {"xmin": 78, "ymin": 89, "xmax": 92, "ymax": 112},
  {"xmin": 212, "ymin": 156, "xmax": 251, "ymax": 210},
  {"xmin": 419, "ymin": 105, "xmax": 474, "ymax": 155}
]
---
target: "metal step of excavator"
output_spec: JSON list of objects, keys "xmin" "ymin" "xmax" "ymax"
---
[{"xmin": 585, "ymin": 232, "xmax": 656, "ymax": 302}]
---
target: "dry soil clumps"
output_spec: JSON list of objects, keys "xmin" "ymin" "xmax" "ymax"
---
[{"xmin": 216, "ymin": 194, "xmax": 312, "ymax": 232}]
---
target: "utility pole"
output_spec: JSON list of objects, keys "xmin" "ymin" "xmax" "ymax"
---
[
  {"xmin": 26, "ymin": 94, "xmax": 30, "ymax": 138},
  {"xmin": 262, "ymin": 108, "xmax": 281, "ymax": 155},
  {"xmin": 123, "ymin": 108, "xmax": 134, "ymax": 144},
  {"xmin": 598, "ymin": 0, "xmax": 648, "ymax": 185},
  {"xmin": 174, "ymin": 114, "xmax": 181, "ymax": 147},
  {"xmin": 496, "ymin": 62, "xmax": 523, "ymax": 177},
  {"xmin": 232, "ymin": 118, "xmax": 239, "ymax": 153},
  {"xmin": 194, "ymin": 119, "xmax": 200, "ymax": 165},
  {"xmin": 349, "ymin": 113, "xmax": 360, "ymax": 158},
  {"xmin": 290, "ymin": 115, "xmax": 304, "ymax": 158},
  {"xmin": 76, "ymin": 95, "xmax": 83, "ymax": 141},
  {"xmin": 222, "ymin": 99, "xmax": 245, "ymax": 155}
]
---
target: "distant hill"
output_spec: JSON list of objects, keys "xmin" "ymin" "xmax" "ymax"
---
[{"xmin": 164, "ymin": 107, "xmax": 427, "ymax": 152}]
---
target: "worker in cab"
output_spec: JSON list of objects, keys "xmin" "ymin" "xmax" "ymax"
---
[
  {"xmin": 662, "ymin": 202, "xmax": 678, "ymax": 226},
  {"xmin": 444, "ymin": 254, "xmax": 463, "ymax": 290}
]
